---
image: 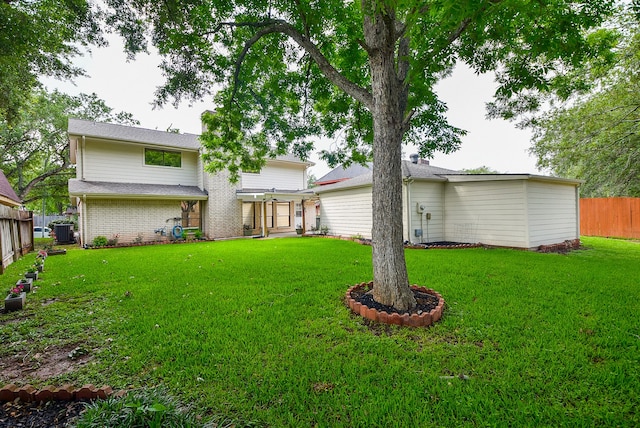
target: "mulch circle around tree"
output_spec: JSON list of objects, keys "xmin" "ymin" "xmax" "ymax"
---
[
  {"xmin": 346, "ymin": 282, "xmax": 445, "ymax": 327},
  {"xmin": 0, "ymin": 399, "xmax": 85, "ymax": 427},
  {"xmin": 350, "ymin": 287, "xmax": 439, "ymax": 315}
]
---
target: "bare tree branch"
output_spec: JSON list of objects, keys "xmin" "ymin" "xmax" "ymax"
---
[
  {"xmin": 402, "ymin": 108, "xmax": 416, "ymax": 134},
  {"xmin": 446, "ymin": 0, "xmax": 504, "ymax": 45},
  {"xmin": 447, "ymin": 18, "xmax": 471, "ymax": 45},
  {"xmin": 18, "ymin": 162, "xmax": 69, "ymax": 201},
  {"xmin": 357, "ymin": 38, "xmax": 373, "ymax": 55}
]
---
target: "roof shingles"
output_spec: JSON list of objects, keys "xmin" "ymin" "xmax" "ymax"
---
[
  {"xmin": 0, "ymin": 170, "xmax": 20, "ymax": 206},
  {"xmin": 69, "ymin": 179, "xmax": 208, "ymax": 199},
  {"xmin": 68, "ymin": 118, "xmax": 200, "ymax": 150},
  {"xmin": 315, "ymin": 161, "xmax": 459, "ymax": 193}
]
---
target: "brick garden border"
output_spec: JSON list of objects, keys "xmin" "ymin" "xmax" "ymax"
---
[
  {"xmin": 345, "ymin": 282, "xmax": 445, "ymax": 328},
  {"xmin": 0, "ymin": 384, "xmax": 122, "ymax": 402}
]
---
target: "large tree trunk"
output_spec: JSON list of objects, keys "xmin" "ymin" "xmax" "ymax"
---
[{"xmin": 365, "ymin": 6, "xmax": 416, "ymax": 311}]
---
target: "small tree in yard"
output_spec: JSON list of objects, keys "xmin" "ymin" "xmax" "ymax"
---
[{"xmin": 108, "ymin": 0, "xmax": 619, "ymax": 311}]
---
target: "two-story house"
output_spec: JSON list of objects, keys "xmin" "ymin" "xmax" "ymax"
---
[
  {"xmin": 68, "ymin": 118, "xmax": 581, "ymax": 250},
  {"xmin": 67, "ymin": 118, "xmax": 315, "ymax": 246}
]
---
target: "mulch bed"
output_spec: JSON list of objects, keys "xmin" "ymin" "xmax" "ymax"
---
[
  {"xmin": 0, "ymin": 399, "xmax": 85, "ymax": 427},
  {"xmin": 350, "ymin": 287, "xmax": 440, "ymax": 315}
]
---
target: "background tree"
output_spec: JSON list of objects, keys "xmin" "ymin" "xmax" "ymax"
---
[
  {"xmin": 462, "ymin": 166, "xmax": 501, "ymax": 175},
  {"xmin": 306, "ymin": 173, "xmax": 318, "ymax": 189},
  {"xmin": 0, "ymin": 89, "xmax": 138, "ymax": 212},
  {"xmin": 0, "ymin": 0, "xmax": 104, "ymax": 123},
  {"xmin": 530, "ymin": 10, "xmax": 639, "ymax": 197},
  {"xmin": 109, "ymin": 0, "xmax": 618, "ymax": 310}
]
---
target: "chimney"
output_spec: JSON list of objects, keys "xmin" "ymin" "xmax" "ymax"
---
[
  {"xmin": 201, "ymin": 110, "xmax": 215, "ymax": 134},
  {"xmin": 409, "ymin": 154, "xmax": 419, "ymax": 164},
  {"xmin": 419, "ymin": 159, "xmax": 430, "ymax": 165}
]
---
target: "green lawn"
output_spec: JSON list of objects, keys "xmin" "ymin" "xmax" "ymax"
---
[{"xmin": 1, "ymin": 237, "xmax": 639, "ymax": 426}]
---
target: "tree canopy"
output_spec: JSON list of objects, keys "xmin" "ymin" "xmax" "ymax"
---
[
  {"xmin": 462, "ymin": 166, "xmax": 501, "ymax": 174},
  {"xmin": 0, "ymin": 89, "xmax": 138, "ymax": 212},
  {"xmin": 107, "ymin": 0, "xmax": 619, "ymax": 310},
  {"xmin": 530, "ymin": 9, "xmax": 639, "ymax": 197},
  {"xmin": 0, "ymin": 0, "xmax": 104, "ymax": 122},
  {"xmin": 107, "ymin": 0, "xmax": 618, "ymax": 175}
]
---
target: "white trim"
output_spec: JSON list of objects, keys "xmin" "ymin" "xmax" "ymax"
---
[
  {"xmin": 73, "ymin": 194, "xmax": 208, "ymax": 200},
  {"xmin": 236, "ymin": 192, "xmax": 312, "ymax": 202},
  {"xmin": 68, "ymin": 134, "xmax": 200, "ymax": 153},
  {"xmin": 575, "ymin": 186, "xmax": 581, "ymax": 238},
  {"xmin": 69, "ymin": 138, "xmax": 77, "ymax": 164},
  {"xmin": 443, "ymin": 174, "xmax": 582, "ymax": 185}
]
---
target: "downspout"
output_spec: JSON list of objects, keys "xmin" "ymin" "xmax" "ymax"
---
[
  {"xmin": 575, "ymin": 185, "xmax": 580, "ymax": 240},
  {"xmin": 404, "ymin": 177, "xmax": 414, "ymax": 243},
  {"xmin": 82, "ymin": 194, "xmax": 87, "ymax": 247},
  {"xmin": 301, "ymin": 198, "xmax": 306, "ymax": 232},
  {"xmin": 81, "ymin": 136, "xmax": 86, "ymax": 181}
]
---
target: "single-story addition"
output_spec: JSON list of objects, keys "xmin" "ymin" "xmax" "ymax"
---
[
  {"xmin": 67, "ymin": 118, "xmax": 316, "ymax": 246},
  {"xmin": 314, "ymin": 158, "xmax": 582, "ymax": 249}
]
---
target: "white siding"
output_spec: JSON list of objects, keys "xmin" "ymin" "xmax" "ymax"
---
[
  {"xmin": 444, "ymin": 181, "xmax": 528, "ymax": 247},
  {"xmin": 527, "ymin": 181, "xmax": 579, "ymax": 247},
  {"xmin": 319, "ymin": 187, "xmax": 373, "ymax": 238},
  {"xmin": 83, "ymin": 140, "xmax": 199, "ymax": 186},
  {"xmin": 405, "ymin": 181, "xmax": 445, "ymax": 243},
  {"xmin": 241, "ymin": 163, "xmax": 306, "ymax": 190}
]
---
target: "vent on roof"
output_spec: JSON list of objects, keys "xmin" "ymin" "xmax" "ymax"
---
[{"xmin": 409, "ymin": 154, "xmax": 429, "ymax": 165}]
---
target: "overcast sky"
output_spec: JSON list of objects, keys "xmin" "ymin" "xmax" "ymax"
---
[{"xmin": 44, "ymin": 35, "xmax": 543, "ymax": 178}]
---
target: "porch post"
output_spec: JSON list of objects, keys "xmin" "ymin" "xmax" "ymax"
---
[
  {"xmin": 262, "ymin": 201, "xmax": 268, "ymax": 237},
  {"xmin": 301, "ymin": 199, "xmax": 306, "ymax": 233}
]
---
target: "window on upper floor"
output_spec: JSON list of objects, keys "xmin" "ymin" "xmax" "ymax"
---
[{"xmin": 145, "ymin": 148, "xmax": 182, "ymax": 167}]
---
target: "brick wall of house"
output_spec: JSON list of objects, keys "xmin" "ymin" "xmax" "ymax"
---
[
  {"xmin": 203, "ymin": 170, "xmax": 242, "ymax": 238},
  {"xmin": 83, "ymin": 199, "xmax": 182, "ymax": 244}
]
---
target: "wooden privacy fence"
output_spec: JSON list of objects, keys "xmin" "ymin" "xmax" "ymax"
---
[
  {"xmin": 580, "ymin": 197, "xmax": 640, "ymax": 239},
  {"xmin": 0, "ymin": 206, "xmax": 34, "ymax": 274}
]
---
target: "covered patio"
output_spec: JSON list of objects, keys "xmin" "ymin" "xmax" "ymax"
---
[{"xmin": 236, "ymin": 189, "xmax": 317, "ymax": 237}]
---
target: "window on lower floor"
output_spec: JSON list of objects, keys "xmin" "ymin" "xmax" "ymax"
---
[{"xmin": 181, "ymin": 201, "xmax": 201, "ymax": 228}]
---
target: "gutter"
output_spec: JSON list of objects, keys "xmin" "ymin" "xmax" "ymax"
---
[
  {"xmin": 82, "ymin": 194, "xmax": 87, "ymax": 246},
  {"xmin": 69, "ymin": 193, "xmax": 208, "ymax": 201}
]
